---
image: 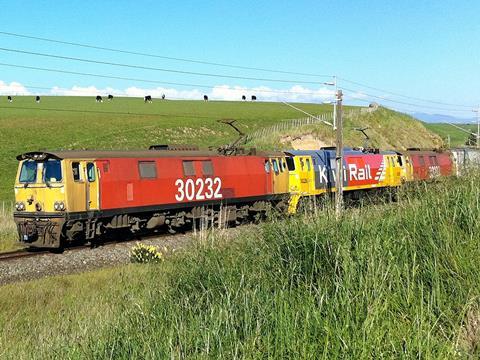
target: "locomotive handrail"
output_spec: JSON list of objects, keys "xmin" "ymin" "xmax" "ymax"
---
[{"xmin": 16, "ymin": 152, "xmax": 61, "ymax": 161}]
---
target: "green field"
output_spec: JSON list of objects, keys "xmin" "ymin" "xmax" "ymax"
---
[
  {"xmin": 1, "ymin": 176, "xmax": 478, "ymax": 358},
  {"xmin": 424, "ymin": 123, "xmax": 477, "ymax": 147}
]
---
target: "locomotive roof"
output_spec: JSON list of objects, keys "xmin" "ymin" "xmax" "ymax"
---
[
  {"xmin": 286, "ymin": 148, "xmax": 392, "ymax": 156},
  {"xmin": 16, "ymin": 149, "xmax": 284, "ymax": 161}
]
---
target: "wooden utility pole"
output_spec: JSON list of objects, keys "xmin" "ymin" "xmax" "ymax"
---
[
  {"xmin": 335, "ymin": 90, "xmax": 344, "ymax": 218},
  {"xmin": 476, "ymin": 106, "xmax": 480, "ymax": 149}
]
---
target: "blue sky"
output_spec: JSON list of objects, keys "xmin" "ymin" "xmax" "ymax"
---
[{"xmin": 0, "ymin": 0, "xmax": 478, "ymax": 116}]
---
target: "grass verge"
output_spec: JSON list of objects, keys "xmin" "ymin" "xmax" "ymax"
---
[
  {"xmin": 0, "ymin": 203, "xmax": 18, "ymax": 252},
  {"xmin": 1, "ymin": 175, "xmax": 479, "ymax": 358}
]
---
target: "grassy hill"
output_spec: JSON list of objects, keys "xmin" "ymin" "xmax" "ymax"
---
[
  {"xmin": 424, "ymin": 123, "xmax": 477, "ymax": 147},
  {"xmin": 249, "ymin": 107, "xmax": 442, "ymax": 150},
  {"xmin": 0, "ymin": 97, "xmax": 441, "ymax": 202}
]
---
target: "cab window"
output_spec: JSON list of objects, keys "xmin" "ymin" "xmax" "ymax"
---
[
  {"xmin": 306, "ymin": 159, "xmax": 311, "ymax": 171},
  {"xmin": 286, "ymin": 157, "xmax": 295, "ymax": 171},
  {"xmin": 264, "ymin": 160, "xmax": 271, "ymax": 173},
  {"xmin": 272, "ymin": 159, "xmax": 279, "ymax": 174},
  {"xmin": 19, "ymin": 160, "xmax": 37, "ymax": 183},
  {"xmin": 279, "ymin": 160, "xmax": 284, "ymax": 172},
  {"xmin": 87, "ymin": 163, "xmax": 96, "ymax": 182},
  {"xmin": 44, "ymin": 159, "xmax": 62, "ymax": 182},
  {"xmin": 72, "ymin": 162, "xmax": 82, "ymax": 181},
  {"xmin": 397, "ymin": 156, "xmax": 403, "ymax": 166}
]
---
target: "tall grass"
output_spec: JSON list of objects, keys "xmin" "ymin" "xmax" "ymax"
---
[
  {"xmin": 0, "ymin": 201, "xmax": 18, "ymax": 252},
  {"xmin": 1, "ymin": 176, "xmax": 479, "ymax": 358}
]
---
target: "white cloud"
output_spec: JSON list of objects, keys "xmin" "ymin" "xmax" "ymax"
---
[
  {"xmin": 0, "ymin": 81, "xmax": 30, "ymax": 95},
  {"xmin": 0, "ymin": 80, "xmax": 370, "ymax": 104}
]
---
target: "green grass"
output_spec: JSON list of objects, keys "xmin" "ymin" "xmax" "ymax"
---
[
  {"xmin": 1, "ymin": 175, "xmax": 479, "ymax": 358},
  {"xmin": 250, "ymin": 107, "xmax": 442, "ymax": 150},
  {"xmin": 425, "ymin": 123, "xmax": 477, "ymax": 147},
  {"xmin": 0, "ymin": 202, "xmax": 18, "ymax": 252}
]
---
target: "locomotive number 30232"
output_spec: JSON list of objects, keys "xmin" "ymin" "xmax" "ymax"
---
[{"xmin": 174, "ymin": 177, "xmax": 222, "ymax": 202}]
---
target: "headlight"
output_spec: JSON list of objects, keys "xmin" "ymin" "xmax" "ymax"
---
[
  {"xmin": 54, "ymin": 201, "xmax": 65, "ymax": 211},
  {"xmin": 15, "ymin": 202, "xmax": 25, "ymax": 211}
]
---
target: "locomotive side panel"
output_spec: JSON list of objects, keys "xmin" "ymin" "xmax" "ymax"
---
[
  {"xmin": 98, "ymin": 155, "xmax": 274, "ymax": 211},
  {"xmin": 406, "ymin": 151, "xmax": 454, "ymax": 180}
]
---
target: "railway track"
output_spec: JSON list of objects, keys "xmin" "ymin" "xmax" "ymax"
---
[
  {"xmin": 0, "ymin": 248, "xmax": 48, "ymax": 262},
  {"xmin": 0, "ymin": 232, "xmax": 172, "ymax": 263}
]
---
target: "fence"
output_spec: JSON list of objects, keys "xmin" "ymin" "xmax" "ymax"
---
[{"xmin": 244, "ymin": 107, "xmax": 372, "ymax": 144}]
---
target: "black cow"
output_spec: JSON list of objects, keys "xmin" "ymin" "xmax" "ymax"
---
[
  {"xmin": 35, "ymin": 96, "xmax": 40, "ymax": 103},
  {"xmin": 161, "ymin": 94, "xmax": 165, "ymax": 100},
  {"xmin": 251, "ymin": 95, "xmax": 257, "ymax": 101},
  {"xmin": 107, "ymin": 94, "xmax": 114, "ymax": 101},
  {"xmin": 144, "ymin": 95, "xmax": 152, "ymax": 103},
  {"xmin": 7, "ymin": 96, "xmax": 12, "ymax": 103},
  {"xmin": 203, "ymin": 95, "xmax": 208, "ymax": 102},
  {"xmin": 95, "ymin": 95, "xmax": 103, "ymax": 102},
  {"xmin": 242, "ymin": 95, "xmax": 246, "ymax": 101}
]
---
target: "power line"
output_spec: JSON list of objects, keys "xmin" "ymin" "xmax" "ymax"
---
[
  {"xmin": 0, "ymin": 30, "xmax": 333, "ymax": 78},
  {"xmin": 0, "ymin": 32, "xmax": 473, "ymax": 111},
  {"xmin": 0, "ymin": 63, "xmax": 335, "ymax": 97},
  {"xmin": 0, "ymin": 105, "xmax": 216, "ymax": 119},
  {"xmin": 0, "ymin": 47, "xmax": 330, "ymax": 85},
  {"xmin": 338, "ymin": 77, "xmax": 474, "ymax": 108},
  {"xmin": 342, "ymin": 88, "xmax": 474, "ymax": 113}
]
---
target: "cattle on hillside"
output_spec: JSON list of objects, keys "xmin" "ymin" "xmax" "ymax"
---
[
  {"xmin": 144, "ymin": 95, "xmax": 152, "ymax": 103},
  {"xmin": 95, "ymin": 95, "xmax": 103, "ymax": 103},
  {"xmin": 161, "ymin": 94, "xmax": 165, "ymax": 100},
  {"xmin": 35, "ymin": 96, "xmax": 40, "ymax": 103},
  {"xmin": 203, "ymin": 95, "xmax": 209, "ymax": 102},
  {"xmin": 7, "ymin": 96, "xmax": 12, "ymax": 103},
  {"xmin": 242, "ymin": 95, "xmax": 246, "ymax": 101},
  {"xmin": 108, "ymin": 94, "xmax": 114, "ymax": 101},
  {"xmin": 251, "ymin": 95, "xmax": 257, "ymax": 101}
]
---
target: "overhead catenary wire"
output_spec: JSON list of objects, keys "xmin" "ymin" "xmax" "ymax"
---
[
  {"xmin": 0, "ymin": 47, "xmax": 331, "ymax": 85},
  {"xmin": 0, "ymin": 63, "xmax": 336, "ymax": 97},
  {"xmin": 0, "ymin": 30, "xmax": 334, "ymax": 78},
  {"xmin": 338, "ymin": 76, "xmax": 474, "ymax": 108},
  {"xmin": 341, "ymin": 88, "xmax": 474, "ymax": 113},
  {"xmin": 281, "ymin": 101, "xmax": 333, "ymax": 127},
  {"xmin": 0, "ymin": 105, "xmax": 218, "ymax": 119},
  {"xmin": 0, "ymin": 31, "xmax": 475, "ymax": 111}
]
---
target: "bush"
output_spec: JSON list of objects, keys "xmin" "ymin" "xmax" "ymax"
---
[{"xmin": 129, "ymin": 243, "xmax": 164, "ymax": 264}]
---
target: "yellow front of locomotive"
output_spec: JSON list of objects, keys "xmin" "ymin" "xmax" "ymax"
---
[{"xmin": 14, "ymin": 153, "xmax": 67, "ymax": 248}]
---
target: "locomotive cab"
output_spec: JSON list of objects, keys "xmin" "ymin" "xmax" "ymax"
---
[
  {"xmin": 15, "ymin": 157, "xmax": 66, "ymax": 213},
  {"xmin": 13, "ymin": 152, "xmax": 100, "ymax": 248}
]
